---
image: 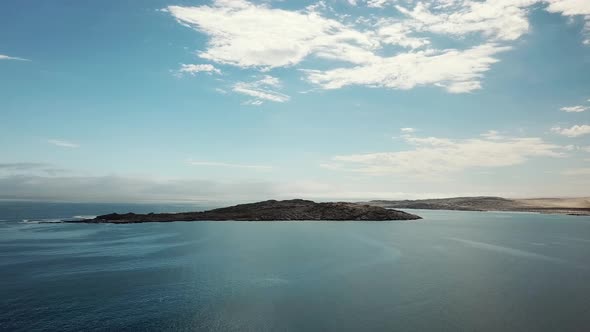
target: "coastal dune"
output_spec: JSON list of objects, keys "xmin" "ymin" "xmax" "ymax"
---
[{"xmin": 366, "ymin": 196, "xmax": 590, "ymax": 216}]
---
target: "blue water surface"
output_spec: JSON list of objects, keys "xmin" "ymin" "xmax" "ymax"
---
[{"xmin": 1, "ymin": 202, "xmax": 590, "ymax": 331}]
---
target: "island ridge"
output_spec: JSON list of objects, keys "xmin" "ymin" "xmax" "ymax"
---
[{"xmin": 67, "ymin": 199, "xmax": 421, "ymax": 223}]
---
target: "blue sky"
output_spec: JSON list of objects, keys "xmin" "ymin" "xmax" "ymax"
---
[{"xmin": 1, "ymin": 0, "xmax": 589, "ymax": 202}]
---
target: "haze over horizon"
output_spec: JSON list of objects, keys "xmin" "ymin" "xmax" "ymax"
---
[{"xmin": 1, "ymin": 0, "xmax": 589, "ymax": 202}]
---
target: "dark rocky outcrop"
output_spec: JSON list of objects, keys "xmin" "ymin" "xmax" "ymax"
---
[{"xmin": 68, "ymin": 199, "xmax": 421, "ymax": 224}]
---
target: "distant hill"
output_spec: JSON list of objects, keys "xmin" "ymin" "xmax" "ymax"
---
[{"xmin": 365, "ymin": 197, "xmax": 590, "ymax": 216}]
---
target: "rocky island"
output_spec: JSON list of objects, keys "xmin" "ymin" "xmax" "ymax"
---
[{"xmin": 67, "ymin": 199, "xmax": 421, "ymax": 224}]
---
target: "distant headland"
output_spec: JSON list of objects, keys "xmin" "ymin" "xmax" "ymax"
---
[
  {"xmin": 365, "ymin": 196, "xmax": 590, "ymax": 216},
  {"xmin": 67, "ymin": 199, "xmax": 421, "ymax": 223}
]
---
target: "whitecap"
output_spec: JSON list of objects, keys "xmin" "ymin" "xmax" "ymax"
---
[{"xmin": 21, "ymin": 218, "xmax": 63, "ymax": 224}]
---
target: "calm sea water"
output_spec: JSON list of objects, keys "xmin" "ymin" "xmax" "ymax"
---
[{"xmin": 1, "ymin": 202, "xmax": 590, "ymax": 331}]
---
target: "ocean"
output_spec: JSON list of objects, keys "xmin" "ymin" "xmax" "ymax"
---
[{"xmin": 1, "ymin": 202, "xmax": 590, "ymax": 331}]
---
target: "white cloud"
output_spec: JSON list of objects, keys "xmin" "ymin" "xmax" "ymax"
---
[
  {"xmin": 394, "ymin": 0, "xmax": 537, "ymax": 41},
  {"xmin": 366, "ymin": 0, "xmax": 394, "ymax": 8},
  {"xmin": 545, "ymin": 0, "xmax": 590, "ymax": 16},
  {"xmin": 378, "ymin": 0, "xmax": 590, "ymax": 47},
  {"xmin": 242, "ymin": 99, "xmax": 264, "ymax": 106},
  {"xmin": 400, "ymin": 127, "xmax": 416, "ymax": 133},
  {"xmin": 322, "ymin": 132, "xmax": 564, "ymax": 177},
  {"xmin": 560, "ymin": 105, "xmax": 588, "ymax": 112},
  {"xmin": 551, "ymin": 124, "xmax": 590, "ymax": 137},
  {"xmin": 0, "ymin": 54, "xmax": 29, "ymax": 61},
  {"xmin": 545, "ymin": 0, "xmax": 590, "ymax": 43},
  {"xmin": 304, "ymin": 43, "xmax": 510, "ymax": 93},
  {"xmin": 47, "ymin": 139, "xmax": 80, "ymax": 148},
  {"xmin": 375, "ymin": 21, "xmax": 431, "ymax": 49},
  {"xmin": 166, "ymin": 0, "xmax": 590, "ymax": 97},
  {"xmin": 480, "ymin": 130, "xmax": 505, "ymax": 140},
  {"xmin": 255, "ymin": 75, "xmax": 281, "ymax": 87},
  {"xmin": 166, "ymin": 1, "xmax": 508, "ymax": 93},
  {"xmin": 166, "ymin": 1, "xmax": 376, "ymax": 69},
  {"xmin": 177, "ymin": 63, "xmax": 221, "ymax": 76},
  {"xmin": 232, "ymin": 75, "xmax": 290, "ymax": 104},
  {"xmin": 188, "ymin": 160, "xmax": 272, "ymax": 170}
]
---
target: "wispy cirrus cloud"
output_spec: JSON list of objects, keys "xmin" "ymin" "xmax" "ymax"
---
[
  {"xmin": 176, "ymin": 63, "xmax": 221, "ymax": 76},
  {"xmin": 188, "ymin": 160, "xmax": 272, "ymax": 170},
  {"xmin": 47, "ymin": 139, "xmax": 80, "ymax": 148},
  {"xmin": 392, "ymin": 0, "xmax": 537, "ymax": 41},
  {"xmin": 390, "ymin": 0, "xmax": 590, "ymax": 44},
  {"xmin": 560, "ymin": 105, "xmax": 588, "ymax": 112},
  {"xmin": 322, "ymin": 132, "xmax": 565, "ymax": 178},
  {"xmin": 303, "ymin": 43, "xmax": 510, "ymax": 93},
  {"xmin": 480, "ymin": 130, "xmax": 505, "ymax": 140},
  {"xmin": 551, "ymin": 124, "xmax": 590, "ymax": 137},
  {"xmin": 0, "ymin": 162, "xmax": 48, "ymax": 169},
  {"xmin": 0, "ymin": 54, "xmax": 29, "ymax": 61},
  {"xmin": 0, "ymin": 162, "xmax": 66, "ymax": 176},
  {"xmin": 232, "ymin": 75, "xmax": 290, "ymax": 104}
]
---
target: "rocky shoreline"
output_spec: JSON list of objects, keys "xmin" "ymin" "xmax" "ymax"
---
[{"xmin": 66, "ymin": 199, "xmax": 421, "ymax": 224}]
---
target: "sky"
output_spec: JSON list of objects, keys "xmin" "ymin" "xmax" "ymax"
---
[{"xmin": 0, "ymin": 0, "xmax": 589, "ymax": 202}]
